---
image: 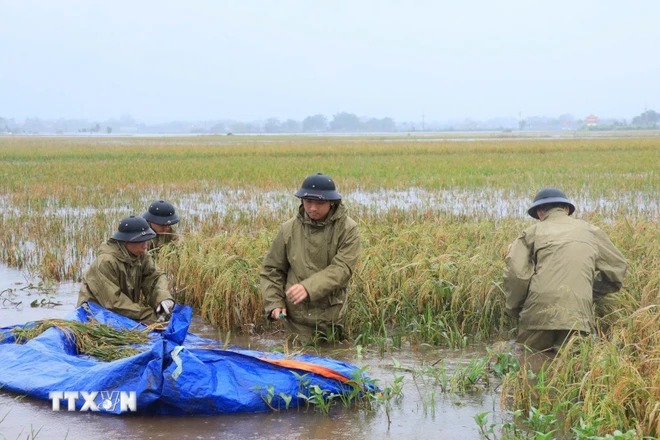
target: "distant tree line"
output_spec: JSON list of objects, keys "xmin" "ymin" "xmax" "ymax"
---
[
  {"xmin": 215, "ymin": 112, "xmax": 397, "ymax": 134},
  {"xmin": 0, "ymin": 109, "xmax": 657, "ymax": 135},
  {"xmin": 631, "ymin": 110, "xmax": 660, "ymax": 127}
]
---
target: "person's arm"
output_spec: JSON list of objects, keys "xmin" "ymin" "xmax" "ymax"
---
[
  {"xmin": 84, "ymin": 256, "xmax": 159, "ymax": 322},
  {"xmin": 301, "ymin": 222, "xmax": 360, "ymax": 301},
  {"xmin": 592, "ymin": 227, "xmax": 627, "ymax": 296},
  {"xmin": 503, "ymin": 231, "xmax": 534, "ymax": 319},
  {"xmin": 260, "ymin": 227, "xmax": 289, "ymax": 319}
]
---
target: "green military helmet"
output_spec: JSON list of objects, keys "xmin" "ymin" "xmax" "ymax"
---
[
  {"xmin": 294, "ymin": 173, "xmax": 342, "ymax": 201},
  {"xmin": 142, "ymin": 200, "xmax": 180, "ymax": 225},
  {"xmin": 113, "ymin": 216, "xmax": 157, "ymax": 242},
  {"xmin": 527, "ymin": 188, "xmax": 576, "ymax": 219}
]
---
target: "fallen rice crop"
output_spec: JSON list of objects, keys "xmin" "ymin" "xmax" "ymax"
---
[
  {"xmin": 0, "ymin": 133, "xmax": 657, "ymax": 436},
  {"xmin": 12, "ymin": 319, "xmax": 155, "ymax": 361}
]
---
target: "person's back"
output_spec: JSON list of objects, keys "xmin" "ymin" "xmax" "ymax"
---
[
  {"xmin": 504, "ymin": 188, "xmax": 627, "ymax": 352},
  {"xmin": 516, "ymin": 208, "xmax": 615, "ymax": 333}
]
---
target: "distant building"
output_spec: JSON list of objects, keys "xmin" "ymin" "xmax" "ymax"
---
[{"xmin": 585, "ymin": 114, "xmax": 599, "ymax": 127}]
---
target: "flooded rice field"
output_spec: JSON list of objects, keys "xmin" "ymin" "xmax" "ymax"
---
[
  {"xmin": 2, "ymin": 186, "xmax": 657, "ymax": 221},
  {"xmin": 2, "ymin": 186, "xmax": 656, "ymax": 284},
  {"xmin": 0, "ymin": 264, "xmax": 507, "ymax": 440}
]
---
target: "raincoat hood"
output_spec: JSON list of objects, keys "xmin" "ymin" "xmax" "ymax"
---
[{"xmin": 105, "ymin": 239, "xmax": 142, "ymax": 263}]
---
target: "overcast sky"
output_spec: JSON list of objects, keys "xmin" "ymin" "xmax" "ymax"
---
[{"xmin": 1, "ymin": 0, "xmax": 658, "ymax": 123}]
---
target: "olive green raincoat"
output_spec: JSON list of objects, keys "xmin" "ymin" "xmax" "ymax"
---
[
  {"xmin": 504, "ymin": 208, "xmax": 627, "ymax": 333},
  {"xmin": 260, "ymin": 203, "xmax": 360, "ymax": 336},
  {"xmin": 77, "ymin": 239, "xmax": 173, "ymax": 323}
]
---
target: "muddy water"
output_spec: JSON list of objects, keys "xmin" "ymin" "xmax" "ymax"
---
[{"xmin": 0, "ymin": 264, "xmax": 506, "ymax": 440}]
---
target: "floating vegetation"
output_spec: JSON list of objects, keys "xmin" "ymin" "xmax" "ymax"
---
[
  {"xmin": 0, "ymin": 287, "xmax": 21, "ymax": 309},
  {"xmin": 0, "ymin": 280, "xmax": 61, "ymax": 309}
]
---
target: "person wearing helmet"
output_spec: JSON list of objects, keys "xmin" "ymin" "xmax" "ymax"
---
[
  {"xmin": 503, "ymin": 188, "xmax": 627, "ymax": 353},
  {"xmin": 260, "ymin": 173, "xmax": 360, "ymax": 341},
  {"xmin": 142, "ymin": 200, "xmax": 180, "ymax": 255},
  {"xmin": 77, "ymin": 216, "xmax": 175, "ymax": 323}
]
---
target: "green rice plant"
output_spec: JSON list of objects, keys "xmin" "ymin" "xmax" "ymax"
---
[
  {"xmin": 300, "ymin": 384, "xmax": 338, "ymax": 414},
  {"xmin": 571, "ymin": 417, "xmax": 640, "ymax": 440},
  {"xmin": 474, "ymin": 411, "xmax": 498, "ymax": 439},
  {"xmin": 502, "ymin": 312, "xmax": 659, "ymax": 438},
  {"xmin": 418, "ymin": 361, "xmax": 452, "ymax": 391},
  {"xmin": 448, "ymin": 357, "xmax": 490, "ymax": 393},
  {"xmin": 489, "ymin": 349, "xmax": 521, "ymax": 378},
  {"xmin": 475, "ymin": 408, "xmax": 641, "ymax": 440},
  {"xmin": 254, "ymin": 365, "xmax": 393, "ymax": 414},
  {"xmin": 368, "ymin": 374, "xmax": 404, "ymax": 426},
  {"xmin": 252, "ymin": 385, "xmax": 280, "ymax": 411}
]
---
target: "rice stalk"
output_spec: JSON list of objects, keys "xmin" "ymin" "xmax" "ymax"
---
[{"xmin": 12, "ymin": 319, "xmax": 154, "ymax": 362}]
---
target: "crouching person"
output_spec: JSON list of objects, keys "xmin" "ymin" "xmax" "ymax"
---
[
  {"xmin": 77, "ymin": 216, "xmax": 175, "ymax": 323},
  {"xmin": 503, "ymin": 188, "xmax": 627, "ymax": 355}
]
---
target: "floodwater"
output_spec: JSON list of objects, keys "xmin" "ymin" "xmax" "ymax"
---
[
  {"xmin": 0, "ymin": 264, "xmax": 507, "ymax": 440},
  {"xmin": 3, "ymin": 186, "xmax": 657, "ymax": 222}
]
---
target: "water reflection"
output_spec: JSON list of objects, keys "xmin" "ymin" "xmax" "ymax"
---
[
  {"xmin": 181, "ymin": 187, "xmax": 657, "ymax": 220},
  {"xmin": 0, "ymin": 264, "xmax": 507, "ymax": 440},
  {"xmin": 3, "ymin": 187, "xmax": 657, "ymax": 222}
]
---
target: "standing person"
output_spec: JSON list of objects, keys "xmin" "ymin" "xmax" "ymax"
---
[
  {"xmin": 503, "ymin": 188, "xmax": 627, "ymax": 353},
  {"xmin": 260, "ymin": 173, "xmax": 360, "ymax": 341},
  {"xmin": 142, "ymin": 200, "xmax": 180, "ymax": 255},
  {"xmin": 77, "ymin": 216, "xmax": 175, "ymax": 323}
]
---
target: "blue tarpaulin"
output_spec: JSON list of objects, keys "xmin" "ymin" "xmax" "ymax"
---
[{"xmin": 0, "ymin": 303, "xmax": 372, "ymax": 414}]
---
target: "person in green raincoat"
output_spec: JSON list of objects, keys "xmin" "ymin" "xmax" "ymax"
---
[
  {"xmin": 77, "ymin": 216, "xmax": 175, "ymax": 323},
  {"xmin": 503, "ymin": 188, "xmax": 627, "ymax": 353},
  {"xmin": 260, "ymin": 173, "xmax": 360, "ymax": 341},
  {"xmin": 142, "ymin": 199, "xmax": 180, "ymax": 256}
]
